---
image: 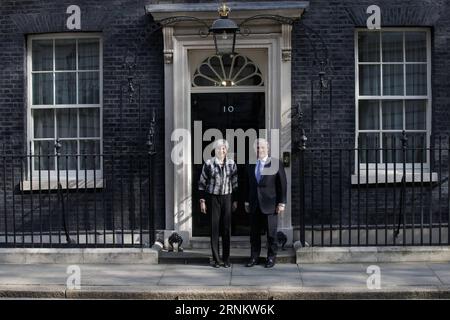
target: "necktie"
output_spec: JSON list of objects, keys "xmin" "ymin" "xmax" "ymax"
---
[{"xmin": 256, "ymin": 160, "xmax": 261, "ymax": 183}]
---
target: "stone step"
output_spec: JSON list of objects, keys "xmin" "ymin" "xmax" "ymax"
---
[
  {"xmin": 188, "ymin": 236, "xmax": 291, "ymax": 250},
  {"xmin": 159, "ymin": 248, "xmax": 296, "ymax": 264}
]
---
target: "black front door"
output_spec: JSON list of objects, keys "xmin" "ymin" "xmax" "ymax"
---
[{"xmin": 191, "ymin": 92, "xmax": 265, "ymax": 237}]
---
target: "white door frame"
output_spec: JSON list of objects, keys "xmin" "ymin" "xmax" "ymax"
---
[{"xmin": 163, "ymin": 31, "xmax": 293, "ymax": 247}]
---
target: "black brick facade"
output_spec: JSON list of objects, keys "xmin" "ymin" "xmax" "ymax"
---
[
  {"xmin": 290, "ymin": 0, "xmax": 449, "ymax": 243},
  {"xmin": 0, "ymin": 0, "xmax": 166, "ymax": 238},
  {"xmin": 0, "ymin": 0, "xmax": 449, "ymax": 245}
]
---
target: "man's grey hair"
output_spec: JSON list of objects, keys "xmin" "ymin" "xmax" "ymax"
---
[
  {"xmin": 253, "ymin": 138, "xmax": 269, "ymax": 151},
  {"xmin": 214, "ymin": 139, "xmax": 229, "ymax": 150}
]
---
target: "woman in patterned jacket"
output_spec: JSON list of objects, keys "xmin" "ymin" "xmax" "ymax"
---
[{"xmin": 198, "ymin": 139, "xmax": 238, "ymax": 268}]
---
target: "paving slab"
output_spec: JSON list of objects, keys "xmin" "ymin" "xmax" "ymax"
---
[
  {"xmin": 231, "ymin": 275, "xmax": 302, "ymax": 287},
  {"xmin": 371, "ymin": 264, "xmax": 436, "ymax": 279},
  {"xmin": 80, "ymin": 265, "xmax": 165, "ymax": 276},
  {"xmin": 426, "ymin": 263, "xmax": 450, "ymax": 285},
  {"xmin": 427, "ymin": 263, "xmax": 450, "ymax": 272},
  {"xmin": 82, "ymin": 272, "xmax": 163, "ymax": 286},
  {"xmin": 299, "ymin": 263, "xmax": 366, "ymax": 273},
  {"xmin": 158, "ymin": 277, "xmax": 231, "ymax": 286},
  {"xmin": 158, "ymin": 267, "xmax": 232, "ymax": 286},
  {"xmin": 0, "ymin": 262, "xmax": 449, "ymax": 299},
  {"xmin": 374, "ymin": 263, "xmax": 435, "ymax": 271},
  {"xmin": 78, "ymin": 264, "xmax": 166, "ymax": 271},
  {"xmin": 231, "ymin": 264, "xmax": 299, "ymax": 276},
  {"xmin": 428, "ymin": 275, "xmax": 450, "ymax": 285},
  {"xmin": 300, "ymin": 272, "xmax": 369, "ymax": 288},
  {"xmin": 162, "ymin": 264, "xmax": 232, "ymax": 276},
  {"xmin": 378, "ymin": 275, "xmax": 443, "ymax": 287},
  {"xmin": 0, "ymin": 265, "xmax": 68, "ymax": 285}
]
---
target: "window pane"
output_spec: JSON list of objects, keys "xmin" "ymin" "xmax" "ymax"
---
[
  {"xmin": 359, "ymin": 100, "xmax": 379, "ymax": 130},
  {"xmin": 32, "ymin": 40, "xmax": 53, "ymax": 71},
  {"xmin": 228, "ymin": 55, "xmax": 245, "ymax": 79},
  {"xmin": 59, "ymin": 140, "xmax": 77, "ymax": 170},
  {"xmin": 32, "ymin": 73, "xmax": 53, "ymax": 105},
  {"xmin": 55, "ymin": 39, "xmax": 76, "ymax": 70},
  {"xmin": 55, "ymin": 72, "xmax": 76, "ymax": 104},
  {"xmin": 405, "ymin": 100, "xmax": 426, "ymax": 130},
  {"xmin": 79, "ymin": 108, "xmax": 100, "ymax": 137},
  {"xmin": 382, "ymin": 32, "xmax": 403, "ymax": 62},
  {"xmin": 33, "ymin": 109, "xmax": 54, "ymax": 138},
  {"xmin": 56, "ymin": 109, "xmax": 77, "ymax": 138},
  {"xmin": 358, "ymin": 32, "xmax": 380, "ymax": 62},
  {"xmin": 406, "ymin": 64, "xmax": 427, "ymax": 95},
  {"xmin": 34, "ymin": 141, "xmax": 55, "ymax": 170},
  {"xmin": 382, "ymin": 100, "xmax": 403, "ymax": 130},
  {"xmin": 79, "ymin": 72, "xmax": 100, "ymax": 104},
  {"xmin": 405, "ymin": 32, "xmax": 427, "ymax": 62},
  {"xmin": 359, "ymin": 65, "xmax": 380, "ymax": 95},
  {"xmin": 78, "ymin": 39, "xmax": 100, "ymax": 70},
  {"xmin": 406, "ymin": 133, "xmax": 426, "ymax": 163},
  {"xmin": 358, "ymin": 133, "xmax": 379, "ymax": 163},
  {"xmin": 383, "ymin": 133, "xmax": 425, "ymax": 164},
  {"xmin": 199, "ymin": 63, "xmax": 218, "ymax": 81},
  {"xmin": 382, "ymin": 133, "xmax": 404, "ymax": 163},
  {"xmin": 80, "ymin": 141, "xmax": 100, "ymax": 170},
  {"xmin": 193, "ymin": 75, "xmax": 216, "ymax": 87},
  {"xmin": 382, "ymin": 64, "xmax": 404, "ymax": 95}
]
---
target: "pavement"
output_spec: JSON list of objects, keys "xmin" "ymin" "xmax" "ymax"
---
[{"xmin": 1, "ymin": 261, "xmax": 450, "ymax": 299}]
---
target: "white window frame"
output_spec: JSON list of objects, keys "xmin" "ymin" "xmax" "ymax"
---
[
  {"xmin": 354, "ymin": 28, "xmax": 433, "ymax": 180},
  {"xmin": 26, "ymin": 33, "xmax": 103, "ymax": 185},
  {"xmin": 191, "ymin": 53, "xmax": 265, "ymax": 89}
]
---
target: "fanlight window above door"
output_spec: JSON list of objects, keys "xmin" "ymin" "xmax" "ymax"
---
[{"xmin": 192, "ymin": 54, "xmax": 264, "ymax": 87}]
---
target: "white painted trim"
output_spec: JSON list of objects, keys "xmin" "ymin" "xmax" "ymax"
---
[
  {"xmin": 27, "ymin": 33, "xmax": 103, "ymax": 182},
  {"xmin": 21, "ymin": 178, "xmax": 104, "ymax": 191},
  {"xmin": 146, "ymin": 2, "xmax": 307, "ymax": 22},
  {"xmin": 354, "ymin": 28, "xmax": 432, "ymax": 174},
  {"xmin": 164, "ymin": 30, "xmax": 293, "ymax": 242},
  {"xmin": 191, "ymin": 87, "xmax": 266, "ymax": 93},
  {"xmin": 191, "ymin": 54, "xmax": 265, "ymax": 88},
  {"xmin": 351, "ymin": 171, "xmax": 438, "ymax": 185},
  {"xmin": 164, "ymin": 42, "xmax": 175, "ymax": 231}
]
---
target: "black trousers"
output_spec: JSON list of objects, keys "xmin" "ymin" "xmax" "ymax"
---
[
  {"xmin": 208, "ymin": 194, "xmax": 231, "ymax": 264},
  {"xmin": 250, "ymin": 206, "xmax": 278, "ymax": 260}
]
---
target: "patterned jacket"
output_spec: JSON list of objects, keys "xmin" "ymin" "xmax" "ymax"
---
[{"xmin": 198, "ymin": 157, "xmax": 238, "ymax": 200}]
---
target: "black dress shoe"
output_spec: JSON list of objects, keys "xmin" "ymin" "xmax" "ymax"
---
[
  {"xmin": 223, "ymin": 261, "xmax": 231, "ymax": 268},
  {"xmin": 265, "ymin": 258, "xmax": 275, "ymax": 268},
  {"xmin": 246, "ymin": 258, "xmax": 259, "ymax": 267},
  {"xmin": 212, "ymin": 262, "xmax": 220, "ymax": 268}
]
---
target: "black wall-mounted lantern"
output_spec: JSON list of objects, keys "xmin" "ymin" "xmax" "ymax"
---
[{"xmin": 209, "ymin": 3, "xmax": 239, "ymax": 56}]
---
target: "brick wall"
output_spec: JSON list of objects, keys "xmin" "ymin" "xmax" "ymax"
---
[
  {"xmin": 290, "ymin": 0, "xmax": 450, "ymax": 240},
  {"xmin": 0, "ymin": 0, "xmax": 166, "ymax": 237},
  {"xmin": 0, "ymin": 0, "xmax": 449, "ymax": 245}
]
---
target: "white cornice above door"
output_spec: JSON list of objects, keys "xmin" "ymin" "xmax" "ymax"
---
[
  {"xmin": 146, "ymin": 1, "xmax": 309, "ymax": 25},
  {"xmin": 146, "ymin": 1, "xmax": 308, "ymax": 63}
]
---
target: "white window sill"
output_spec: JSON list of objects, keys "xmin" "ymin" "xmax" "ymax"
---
[
  {"xmin": 20, "ymin": 179, "xmax": 104, "ymax": 191},
  {"xmin": 351, "ymin": 172, "xmax": 438, "ymax": 185}
]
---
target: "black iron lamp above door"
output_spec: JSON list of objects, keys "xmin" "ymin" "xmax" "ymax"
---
[{"xmin": 209, "ymin": 3, "xmax": 239, "ymax": 56}]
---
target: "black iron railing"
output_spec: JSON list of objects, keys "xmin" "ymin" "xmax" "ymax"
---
[
  {"xmin": 1, "ymin": 136, "xmax": 448, "ymax": 248},
  {"xmin": 297, "ymin": 135, "xmax": 450, "ymax": 247},
  {"xmin": 0, "ymin": 147, "xmax": 156, "ymax": 248}
]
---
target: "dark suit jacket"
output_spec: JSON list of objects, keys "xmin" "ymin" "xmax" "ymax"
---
[{"xmin": 245, "ymin": 158, "xmax": 287, "ymax": 214}]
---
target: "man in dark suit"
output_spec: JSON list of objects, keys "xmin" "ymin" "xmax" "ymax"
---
[{"xmin": 244, "ymin": 138, "xmax": 287, "ymax": 268}]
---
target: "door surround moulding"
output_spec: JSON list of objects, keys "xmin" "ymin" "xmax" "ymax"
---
[{"xmin": 152, "ymin": 5, "xmax": 303, "ymax": 246}]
